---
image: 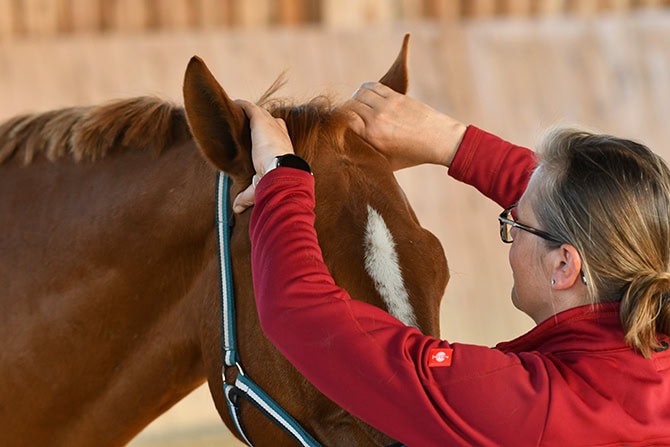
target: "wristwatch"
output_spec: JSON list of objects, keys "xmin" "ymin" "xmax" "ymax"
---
[{"xmin": 264, "ymin": 154, "xmax": 313, "ymax": 175}]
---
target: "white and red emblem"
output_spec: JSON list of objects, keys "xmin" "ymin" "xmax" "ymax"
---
[{"xmin": 428, "ymin": 348, "xmax": 454, "ymax": 367}]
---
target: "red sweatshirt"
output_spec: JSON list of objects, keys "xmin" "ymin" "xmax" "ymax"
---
[{"xmin": 250, "ymin": 126, "xmax": 670, "ymax": 446}]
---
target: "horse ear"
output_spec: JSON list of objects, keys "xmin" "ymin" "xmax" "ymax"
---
[
  {"xmin": 379, "ymin": 33, "xmax": 410, "ymax": 94},
  {"xmin": 183, "ymin": 56, "xmax": 253, "ymax": 182}
]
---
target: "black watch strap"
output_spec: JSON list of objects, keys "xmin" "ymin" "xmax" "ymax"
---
[{"xmin": 272, "ymin": 154, "xmax": 312, "ymax": 175}]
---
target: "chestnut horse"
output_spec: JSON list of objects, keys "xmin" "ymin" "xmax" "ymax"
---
[{"xmin": 0, "ymin": 36, "xmax": 448, "ymax": 446}]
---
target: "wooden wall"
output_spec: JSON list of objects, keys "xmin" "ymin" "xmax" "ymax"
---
[{"xmin": 1, "ymin": 0, "xmax": 669, "ymax": 39}]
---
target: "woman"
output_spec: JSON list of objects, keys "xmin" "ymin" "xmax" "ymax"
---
[{"xmin": 232, "ymin": 82, "xmax": 670, "ymax": 446}]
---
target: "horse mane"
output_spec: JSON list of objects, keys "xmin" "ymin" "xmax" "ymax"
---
[
  {"xmin": 0, "ymin": 97, "xmax": 188, "ymax": 165},
  {"xmin": 0, "ymin": 77, "xmax": 348, "ymax": 166}
]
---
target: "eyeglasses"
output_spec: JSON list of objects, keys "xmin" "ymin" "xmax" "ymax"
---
[{"xmin": 498, "ymin": 204, "xmax": 563, "ymax": 244}]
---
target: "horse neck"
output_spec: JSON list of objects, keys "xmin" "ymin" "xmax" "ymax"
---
[{"xmin": 0, "ymin": 140, "xmax": 219, "ymax": 446}]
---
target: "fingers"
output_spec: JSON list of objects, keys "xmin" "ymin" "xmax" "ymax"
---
[
  {"xmin": 237, "ymin": 99, "xmax": 288, "ymax": 130},
  {"xmin": 235, "ymin": 99, "xmax": 295, "ymax": 175},
  {"xmin": 343, "ymin": 99, "xmax": 367, "ymax": 137},
  {"xmin": 236, "ymin": 99, "xmax": 289, "ymax": 142},
  {"xmin": 275, "ymin": 117, "xmax": 288, "ymax": 133},
  {"xmin": 349, "ymin": 81, "xmax": 401, "ymax": 122},
  {"xmin": 236, "ymin": 99, "xmax": 270, "ymax": 121},
  {"xmin": 351, "ymin": 82, "xmax": 390, "ymax": 110},
  {"xmin": 353, "ymin": 81, "xmax": 393, "ymax": 100},
  {"xmin": 232, "ymin": 181, "xmax": 257, "ymax": 214},
  {"xmin": 348, "ymin": 82, "xmax": 393, "ymax": 138}
]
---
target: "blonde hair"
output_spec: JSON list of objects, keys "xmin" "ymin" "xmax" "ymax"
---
[{"xmin": 530, "ymin": 128, "xmax": 670, "ymax": 357}]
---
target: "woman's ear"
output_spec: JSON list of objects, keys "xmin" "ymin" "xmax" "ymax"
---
[{"xmin": 550, "ymin": 244, "xmax": 583, "ymax": 290}]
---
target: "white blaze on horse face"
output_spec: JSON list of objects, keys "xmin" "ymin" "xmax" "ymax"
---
[{"xmin": 363, "ymin": 205, "xmax": 417, "ymax": 327}]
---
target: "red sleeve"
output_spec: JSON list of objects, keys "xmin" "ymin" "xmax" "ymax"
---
[
  {"xmin": 448, "ymin": 125, "xmax": 538, "ymax": 207},
  {"xmin": 250, "ymin": 169, "xmax": 548, "ymax": 446}
]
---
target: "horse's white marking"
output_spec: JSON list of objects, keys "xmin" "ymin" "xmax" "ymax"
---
[{"xmin": 363, "ymin": 205, "xmax": 417, "ymax": 327}]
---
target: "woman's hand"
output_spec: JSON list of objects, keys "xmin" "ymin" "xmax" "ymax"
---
[
  {"xmin": 347, "ymin": 81, "xmax": 467, "ymax": 170},
  {"xmin": 233, "ymin": 100, "xmax": 295, "ymax": 214}
]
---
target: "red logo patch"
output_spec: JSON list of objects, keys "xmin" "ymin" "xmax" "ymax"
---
[{"xmin": 428, "ymin": 348, "xmax": 454, "ymax": 367}]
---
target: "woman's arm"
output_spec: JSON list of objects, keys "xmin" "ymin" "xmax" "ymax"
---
[{"xmin": 449, "ymin": 125, "xmax": 537, "ymax": 207}]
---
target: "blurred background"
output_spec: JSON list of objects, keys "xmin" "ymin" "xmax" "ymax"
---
[{"xmin": 2, "ymin": 0, "xmax": 669, "ymax": 445}]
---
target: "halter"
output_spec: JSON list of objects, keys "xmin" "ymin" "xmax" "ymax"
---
[
  {"xmin": 216, "ymin": 171, "xmax": 405, "ymax": 447},
  {"xmin": 216, "ymin": 172, "xmax": 321, "ymax": 447}
]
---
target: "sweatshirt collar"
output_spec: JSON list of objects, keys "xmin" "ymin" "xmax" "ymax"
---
[{"xmin": 495, "ymin": 302, "xmax": 623, "ymax": 354}]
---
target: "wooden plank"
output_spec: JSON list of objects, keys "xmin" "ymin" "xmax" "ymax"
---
[
  {"xmin": 67, "ymin": 0, "xmax": 102, "ymax": 34},
  {"xmin": 611, "ymin": 0, "xmax": 636, "ymax": 11},
  {"xmin": 284, "ymin": 0, "xmax": 320, "ymax": 25},
  {"xmin": 503, "ymin": 0, "xmax": 533, "ymax": 16},
  {"xmin": 277, "ymin": 0, "xmax": 305, "ymax": 26},
  {"xmin": 0, "ymin": 0, "xmax": 17, "ymax": 39},
  {"xmin": 156, "ymin": 0, "xmax": 196, "ymax": 30},
  {"xmin": 321, "ymin": 0, "xmax": 395, "ymax": 27},
  {"xmin": 302, "ymin": 0, "xmax": 321, "ymax": 23},
  {"xmin": 101, "ymin": 0, "xmax": 150, "ymax": 32},
  {"xmin": 399, "ymin": 0, "xmax": 425, "ymax": 20},
  {"xmin": 231, "ymin": 0, "xmax": 272, "ymax": 27},
  {"xmin": 535, "ymin": 0, "xmax": 567, "ymax": 15},
  {"xmin": 423, "ymin": 0, "xmax": 462, "ymax": 21},
  {"xmin": 197, "ymin": 0, "xmax": 234, "ymax": 28},
  {"xmin": 321, "ymin": 0, "xmax": 357, "ymax": 27},
  {"xmin": 22, "ymin": 0, "xmax": 61, "ymax": 37},
  {"xmin": 594, "ymin": 0, "xmax": 634, "ymax": 13},
  {"xmin": 567, "ymin": 0, "xmax": 600, "ymax": 17},
  {"xmin": 463, "ymin": 0, "xmax": 497, "ymax": 18}
]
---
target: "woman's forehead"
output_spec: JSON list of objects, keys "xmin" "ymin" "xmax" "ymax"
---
[{"xmin": 517, "ymin": 180, "xmax": 539, "ymax": 219}]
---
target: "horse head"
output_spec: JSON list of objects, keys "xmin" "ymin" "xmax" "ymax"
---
[{"xmin": 183, "ymin": 34, "xmax": 449, "ymax": 446}]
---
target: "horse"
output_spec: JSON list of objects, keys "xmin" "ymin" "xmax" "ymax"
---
[{"xmin": 0, "ymin": 35, "xmax": 449, "ymax": 446}]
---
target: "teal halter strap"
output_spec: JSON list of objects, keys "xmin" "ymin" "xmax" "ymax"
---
[{"xmin": 215, "ymin": 172, "xmax": 321, "ymax": 447}]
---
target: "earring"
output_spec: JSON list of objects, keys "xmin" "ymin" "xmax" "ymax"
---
[{"xmin": 551, "ymin": 279, "xmax": 556, "ymax": 286}]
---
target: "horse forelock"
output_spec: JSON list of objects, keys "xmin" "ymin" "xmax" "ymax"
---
[
  {"xmin": 0, "ymin": 97, "xmax": 187, "ymax": 165},
  {"xmin": 266, "ymin": 96, "xmax": 349, "ymax": 162}
]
